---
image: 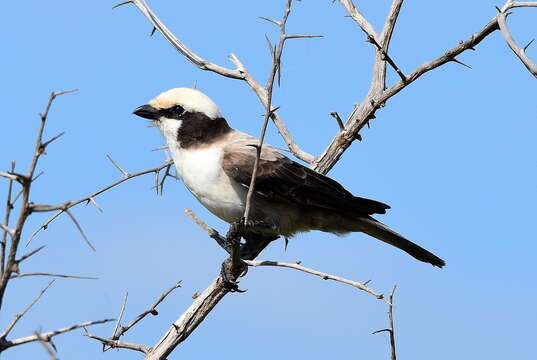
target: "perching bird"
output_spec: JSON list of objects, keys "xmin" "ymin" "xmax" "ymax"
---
[{"xmin": 133, "ymin": 88, "xmax": 445, "ymax": 267}]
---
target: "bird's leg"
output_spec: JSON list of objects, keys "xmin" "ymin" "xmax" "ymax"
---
[
  {"xmin": 220, "ymin": 219, "xmax": 279, "ymax": 291},
  {"xmin": 221, "ymin": 220, "xmax": 248, "ymax": 292},
  {"xmin": 241, "ymin": 218, "xmax": 278, "ymax": 232}
]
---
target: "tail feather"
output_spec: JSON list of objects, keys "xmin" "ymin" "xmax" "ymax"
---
[{"xmin": 360, "ymin": 217, "xmax": 445, "ymax": 268}]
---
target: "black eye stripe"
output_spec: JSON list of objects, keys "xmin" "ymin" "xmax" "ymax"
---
[{"xmin": 160, "ymin": 105, "xmax": 185, "ymax": 119}]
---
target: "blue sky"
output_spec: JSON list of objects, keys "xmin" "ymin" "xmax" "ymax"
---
[{"xmin": 1, "ymin": 1, "xmax": 536, "ymax": 359}]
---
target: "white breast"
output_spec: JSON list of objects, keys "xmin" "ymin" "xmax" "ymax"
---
[{"xmin": 170, "ymin": 144, "xmax": 247, "ymax": 223}]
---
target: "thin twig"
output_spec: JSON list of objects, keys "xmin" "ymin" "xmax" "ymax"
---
[
  {"xmin": 244, "ymin": 260, "xmax": 384, "ymax": 300},
  {"xmin": 15, "ymin": 245, "xmax": 46, "ymax": 264},
  {"xmin": 330, "ymin": 112, "xmax": 345, "ymax": 131},
  {"xmin": 28, "ymin": 161, "xmax": 172, "ymax": 245},
  {"xmin": 243, "ymin": 0, "xmax": 295, "ymax": 222},
  {"xmin": 113, "ymin": 281, "xmax": 182, "ymax": 340},
  {"xmin": 35, "ymin": 331, "xmax": 59, "ymax": 360},
  {"xmin": 184, "ymin": 209, "xmax": 230, "ymax": 254},
  {"xmin": 0, "ymin": 89, "xmax": 76, "ymax": 312},
  {"xmin": 111, "ymin": 292, "xmax": 128, "ymax": 342},
  {"xmin": 373, "ymin": 285, "xmax": 397, "ymax": 360},
  {"xmin": 65, "ymin": 210, "xmax": 95, "ymax": 252},
  {"xmin": 0, "ymin": 281, "xmax": 55, "ymax": 340},
  {"xmin": 337, "ymin": 0, "xmax": 378, "ymax": 41},
  {"xmin": 1, "ymin": 319, "xmax": 113, "ymax": 350},
  {"xmin": 107, "ymin": 155, "xmax": 130, "ymax": 178},
  {"xmin": 85, "ymin": 332, "xmax": 151, "ymax": 354},
  {"xmin": 1, "ymin": 161, "xmax": 16, "ymax": 273},
  {"xmin": 10, "ymin": 273, "xmax": 98, "ymax": 280}
]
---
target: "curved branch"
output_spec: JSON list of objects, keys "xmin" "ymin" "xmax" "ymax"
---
[
  {"xmin": 497, "ymin": 9, "xmax": 537, "ymax": 77},
  {"xmin": 244, "ymin": 259, "xmax": 384, "ymax": 299},
  {"xmin": 117, "ymin": 0, "xmax": 315, "ymax": 163}
]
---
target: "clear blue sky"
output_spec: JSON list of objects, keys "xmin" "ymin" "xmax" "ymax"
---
[{"xmin": 1, "ymin": 1, "xmax": 536, "ymax": 359}]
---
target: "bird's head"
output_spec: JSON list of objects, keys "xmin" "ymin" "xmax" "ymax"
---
[{"xmin": 133, "ymin": 87, "xmax": 230, "ymax": 149}]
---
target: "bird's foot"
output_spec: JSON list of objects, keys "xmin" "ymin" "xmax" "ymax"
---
[
  {"xmin": 220, "ymin": 257, "xmax": 247, "ymax": 293},
  {"xmin": 229, "ymin": 218, "xmax": 277, "ymax": 235}
]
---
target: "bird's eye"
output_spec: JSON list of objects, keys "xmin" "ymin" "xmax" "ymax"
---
[
  {"xmin": 161, "ymin": 105, "xmax": 185, "ymax": 119},
  {"xmin": 171, "ymin": 105, "xmax": 185, "ymax": 117}
]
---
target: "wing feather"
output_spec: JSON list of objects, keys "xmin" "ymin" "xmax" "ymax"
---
[{"xmin": 222, "ymin": 139, "xmax": 389, "ymax": 216}]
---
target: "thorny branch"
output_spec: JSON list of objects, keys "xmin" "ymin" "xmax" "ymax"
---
[
  {"xmin": 0, "ymin": 281, "xmax": 55, "ymax": 340},
  {"xmin": 0, "ymin": 319, "xmax": 113, "ymax": 351},
  {"xmin": 0, "ymin": 89, "xmax": 77, "ymax": 311},
  {"xmin": 1, "ymin": 161, "xmax": 16, "ymax": 274},
  {"xmin": 312, "ymin": 0, "xmax": 537, "ymax": 174},
  {"xmin": 373, "ymin": 285, "xmax": 398, "ymax": 360},
  {"xmin": 115, "ymin": 0, "xmax": 315, "ymax": 164},
  {"xmin": 85, "ymin": 282, "xmax": 182, "ymax": 354},
  {"xmin": 244, "ymin": 260, "xmax": 384, "ymax": 299},
  {"xmin": 0, "ymin": 89, "xmax": 172, "ymax": 356},
  {"xmin": 496, "ymin": 4, "xmax": 537, "ymax": 77},
  {"xmin": 118, "ymin": 282, "xmax": 182, "ymax": 340},
  {"xmin": 28, "ymin": 160, "xmax": 173, "ymax": 245},
  {"xmin": 107, "ymin": 0, "xmax": 537, "ymax": 359}
]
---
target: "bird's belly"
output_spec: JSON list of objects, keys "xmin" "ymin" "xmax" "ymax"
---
[
  {"xmin": 189, "ymin": 181, "xmax": 246, "ymax": 223},
  {"xmin": 173, "ymin": 146, "xmax": 247, "ymax": 223}
]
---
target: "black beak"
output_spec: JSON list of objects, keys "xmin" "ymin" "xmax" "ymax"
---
[{"xmin": 133, "ymin": 104, "xmax": 160, "ymax": 120}]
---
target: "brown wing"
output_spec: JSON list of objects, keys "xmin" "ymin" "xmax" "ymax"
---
[{"xmin": 222, "ymin": 142, "xmax": 389, "ymax": 216}]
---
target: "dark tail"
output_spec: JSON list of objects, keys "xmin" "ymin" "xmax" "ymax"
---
[{"xmin": 359, "ymin": 217, "xmax": 445, "ymax": 268}]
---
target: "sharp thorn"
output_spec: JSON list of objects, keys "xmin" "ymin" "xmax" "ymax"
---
[
  {"xmin": 524, "ymin": 39, "xmax": 535, "ymax": 52},
  {"xmin": 112, "ymin": 0, "xmax": 133, "ymax": 9},
  {"xmin": 451, "ymin": 58, "xmax": 472, "ymax": 69}
]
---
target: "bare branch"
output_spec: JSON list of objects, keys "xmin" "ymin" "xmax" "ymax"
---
[
  {"xmin": 284, "ymin": 34, "xmax": 324, "ymax": 40},
  {"xmin": 2, "ymin": 319, "xmax": 113, "ymax": 350},
  {"xmin": 0, "ymin": 172, "xmax": 21, "ymax": 183},
  {"xmin": 0, "ymin": 225, "xmax": 13, "ymax": 238},
  {"xmin": 337, "ymin": 0, "xmax": 378, "ymax": 41},
  {"xmin": 0, "ymin": 281, "xmax": 54, "ymax": 340},
  {"xmin": 244, "ymin": 260, "xmax": 384, "ymax": 300},
  {"xmin": 28, "ymin": 161, "xmax": 172, "ymax": 244},
  {"xmin": 65, "ymin": 210, "xmax": 95, "ymax": 252},
  {"xmin": 259, "ymin": 16, "xmax": 282, "ymax": 27},
  {"xmin": 111, "ymin": 292, "xmax": 129, "ymax": 342},
  {"xmin": 15, "ymin": 245, "xmax": 46, "ymax": 264},
  {"xmin": 228, "ymin": 53, "xmax": 315, "ymax": 163},
  {"xmin": 85, "ymin": 332, "xmax": 151, "ymax": 354},
  {"xmin": 118, "ymin": 0, "xmax": 314, "ymax": 163},
  {"xmin": 113, "ymin": 281, "xmax": 182, "ymax": 340},
  {"xmin": 143, "ymin": 276, "xmax": 227, "ymax": 360},
  {"xmin": 88, "ymin": 197, "xmax": 103, "ymax": 213},
  {"xmin": 1, "ymin": 161, "xmax": 16, "ymax": 273},
  {"xmin": 119, "ymin": 0, "xmax": 243, "ymax": 79},
  {"xmin": 330, "ymin": 112, "xmax": 346, "ymax": 131},
  {"xmin": 106, "ymin": 155, "xmax": 130, "ymax": 178},
  {"xmin": 41, "ymin": 131, "xmax": 66, "ymax": 150},
  {"xmin": 0, "ymin": 89, "xmax": 76, "ymax": 311},
  {"xmin": 366, "ymin": 35, "xmax": 407, "ymax": 81},
  {"xmin": 185, "ymin": 209, "xmax": 231, "ymax": 254},
  {"xmin": 35, "ymin": 331, "xmax": 59, "ymax": 360},
  {"xmin": 244, "ymin": 0, "xmax": 295, "ymax": 222},
  {"xmin": 497, "ymin": 9, "xmax": 537, "ymax": 77},
  {"xmin": 504, "ymin": 1, "xmax": 537, "ymax": 10},
  {"xmin": 373, "ymin": 285, "xmax": 397, "ymax": 360},
  {"xmin": 10, "ymin": 273, "xmax": 98, "ymax": 280},
  {"xmin": 312, "ymin": 15, "xmax": 504, "ymax": 174},
  {"xmin": 380, "ymin": 0, "xmax": 405, "ymax": 48}
]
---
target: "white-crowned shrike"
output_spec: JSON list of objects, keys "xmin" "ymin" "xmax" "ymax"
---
[{"xmin": 133, "ymin": 88, "xmax": 445, "ymax": 267}]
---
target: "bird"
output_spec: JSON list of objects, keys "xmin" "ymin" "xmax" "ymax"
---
[{"xmin": 133, "ymin": 87, "xmax": 445, "ymax": 267}]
